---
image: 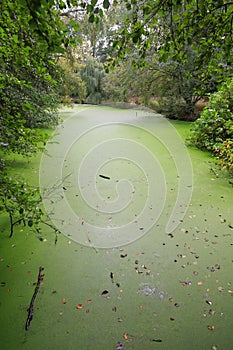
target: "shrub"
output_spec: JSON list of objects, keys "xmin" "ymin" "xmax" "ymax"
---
[
  {"xmin": 214, "ymin": 139, "xmax": 233, "ymax": 176},
  {"xmin": 189, "ymin": 79, "xmax": 233, "ymax": 175},
  {"xmin": 155, "ymin": 96, "xmax": 195, "ymax": 120}
]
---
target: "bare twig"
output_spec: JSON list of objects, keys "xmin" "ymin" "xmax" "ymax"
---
[{"xmin": 25, "ymin": 266, "xmax": 44, "ymax": 331}]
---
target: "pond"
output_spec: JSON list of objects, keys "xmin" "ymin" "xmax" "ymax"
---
[{"xmin": 0, "ymin": 105, "xmax": 232, "ymax": 349}]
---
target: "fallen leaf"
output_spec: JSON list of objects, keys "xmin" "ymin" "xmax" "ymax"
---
[
  {"xmin": 170, "ymin": 317, "xmax": 175, "ymax": 321},
  {"xmin": 197, "ymin": 281, "xmax": 203, "ymax": 286},
  {"xmin": 218, "ymin": 286, "xmax": 224, "ymax": 292},
  {"xmin": 76, "ymin": 304, "xmax": 83, "ymax": 309},
  {"xmin": 87, "ymin": 298, "xmax": 92, "ymax": 304},
  {"xmin": 209, "ymin": 309, "xmax": 216, "ymax": 316},
  {"xmin": 61, "ymin": 299, "xmax": 67, "ymax": 304},
  {"xmin": 115, "ymin": 341, "xmax": 124, "ymax": 350},
  {"xmin": 101, "ymin": 290, "xmax": 109, "ymax": 297},
  {"xmin": 123, "ymin": 332, "xmax": 128, "ymax": 340},
  {"xmin": 207, "ymin": 325, "xmax": 215, "ymax": 330}
]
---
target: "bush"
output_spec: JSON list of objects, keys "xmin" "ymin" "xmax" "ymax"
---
[
  {"xmin": 155, "ymin": 96, "xmax": 196, "ymax": 120},
  {"xmin": 189, "ymin": 79, "xmax": 233, "ymax": 175},
  {"xmin": 214, "ymin": 139, "xmax": 233, "ymax": 176}
]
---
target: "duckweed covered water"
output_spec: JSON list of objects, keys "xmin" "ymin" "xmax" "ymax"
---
[{"xmin": 0, "ymin": 106, "xmax": 232, "ymax": 350}]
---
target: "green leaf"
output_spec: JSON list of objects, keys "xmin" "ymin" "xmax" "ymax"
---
[
  {"xmin": 89, "ymin": 14, "xmax": 95, "ymax": 23},
  {"xmin": 103, "ymin": 0, "xmax": 110, "ymax": 9}
]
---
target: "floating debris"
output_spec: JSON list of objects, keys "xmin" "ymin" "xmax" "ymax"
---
[
  {"xmin": 179, "ymin": 280, "xmax": 192, "ymax": 286},
  {"xmin": 116, "ymin": 341, "xmax": 124, "ymax": 350},
  {"xmin": 138, "ymin": 283, "xmax": 157, "ymax": 296},
  {"xmin": 150, "ymin": 338, "xmax": 162, "ymax": 342},
  {"xmin": 101, "ymin": 290, "xmax": 109, "ymax": 297},
  {"xmin": 110, "ymin": 272, "xmax": 114, "ymax": 282},
  {"xmin": 99, "ymin": 174, "xmax": 110, "ymax": 180},
  {"xmin": 158, "ymin": 291, "xmax": 165, "ymax": 300},
  {"xmin": 135, "ymin": 267, "xmax": 143, "ymax": 274},
  {"xmin": 209, "ymin": 309, "xmax": 216, "ymax": 316}
]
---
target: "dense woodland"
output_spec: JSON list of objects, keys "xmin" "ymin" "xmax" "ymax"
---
[{"xmin": 0, "ymin": 0, "xmax": 233, "ymax": 234}]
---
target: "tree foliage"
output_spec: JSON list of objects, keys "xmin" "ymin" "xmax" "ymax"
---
[
  {"xmin": 99, "ymin": 0, "xmax": 233, "ymax": 118},
  {"xmin": 80, "ymin": 57, "xmax": 105, "ymax": 104}
]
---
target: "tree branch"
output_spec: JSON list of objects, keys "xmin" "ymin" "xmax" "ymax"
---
[{"xmin": 25, "ymin": 266, "xmax": 44, "ymax": 331}]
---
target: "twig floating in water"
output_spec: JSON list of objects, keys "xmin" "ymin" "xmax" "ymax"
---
[
  {"xmin": 25, "ymin": 266, "xmax": 44, "ymax": 331},
  {"xmin": 99, "ymin": 174, "xmax": 110, "ymax": 180}
]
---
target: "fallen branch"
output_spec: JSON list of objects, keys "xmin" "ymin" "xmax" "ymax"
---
[
  {"xmin": 25, "ymin": 266, "xmax": 44, "ymax": 331},
  {"xmin": 99, "ymin": 174, "xmax": 110, "ymax": 180}
]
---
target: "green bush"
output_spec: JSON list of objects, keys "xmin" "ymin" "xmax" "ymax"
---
[
  {"xmin": 189, "ymin": 79, "xmax": 233, "ymax": 175},
  {"xmin": 155, "ymin": 96, "xmax": 194, "ymax": 120}
]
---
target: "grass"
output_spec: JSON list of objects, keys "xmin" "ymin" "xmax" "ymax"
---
[{"xmin": 0, "ymin": 106, "xmax": 232, "ymax": 350}]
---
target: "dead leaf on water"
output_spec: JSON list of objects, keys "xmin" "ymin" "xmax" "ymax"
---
[
  {"xmin": 101, "ymin": 290, "xmax": 109, "ymax": 297},
  {"xmin": 115, "ymin": 341, "xmax": 124, "ymax": 350}
]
